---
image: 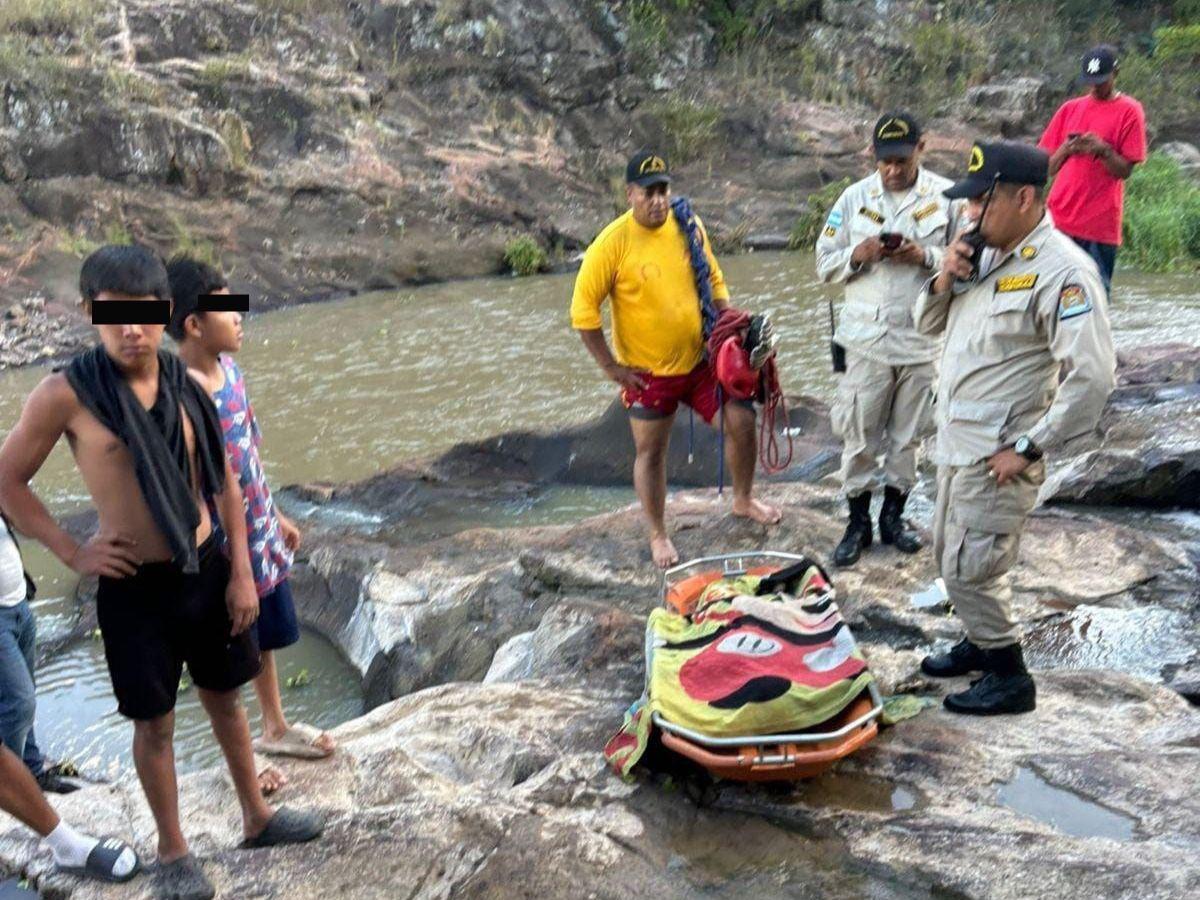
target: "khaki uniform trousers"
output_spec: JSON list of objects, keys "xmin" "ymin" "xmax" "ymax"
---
[
  {"xmin": 932, "ymin": 461, "xmax": 1044, "ymax": 648},
  {"xmin": 832, "ymin": 350, "xmax": 934, "ymax": 498}
]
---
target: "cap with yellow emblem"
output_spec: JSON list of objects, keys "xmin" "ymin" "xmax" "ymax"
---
[
  {"xmin": 872, "ymin": 111, "xmax": 921, "ymax": 160},
  {"xmin": 943, "ymin": 140, "xmax": 1049, "ymax": 199},
  {"xmin": 626, "ymin": 150, "xmax": 671, "ymax": 187}
]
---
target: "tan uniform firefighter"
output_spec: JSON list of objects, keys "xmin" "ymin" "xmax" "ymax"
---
[
  {"xmin": 816, "ymin": 112, "xmax": 963, "ymax": 567},
  {"xmin": 914, "ymin": 140, "xmax": 1115, "ymax": 716}
]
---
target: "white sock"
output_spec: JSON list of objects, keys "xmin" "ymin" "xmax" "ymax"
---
[{"xmin": 45, "ymin": 822, "xmax": 137, "ymax": 878}]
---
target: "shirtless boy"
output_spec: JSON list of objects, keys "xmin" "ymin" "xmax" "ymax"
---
[{"xmin": 0, "ymin": 246, "xmax": 322, "ymax": 900}]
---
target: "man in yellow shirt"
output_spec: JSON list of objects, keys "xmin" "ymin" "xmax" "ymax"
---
[{"xmin": 571, "ymin": 151, "xmax": 781, "ymax": 568}]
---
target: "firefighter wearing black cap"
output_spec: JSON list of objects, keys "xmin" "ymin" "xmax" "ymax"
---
[
  {"xmin": 913, "ymin": 140, "xmax": 1116, "ymax": 715},
  {"xmin": 816, "ymin": 112, "xmax": 963, "ymax": 568}
]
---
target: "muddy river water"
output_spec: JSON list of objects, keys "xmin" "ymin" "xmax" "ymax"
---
[{"xmin": 0, "ymin": 252, "xmax": 1195, "ymax": 776}]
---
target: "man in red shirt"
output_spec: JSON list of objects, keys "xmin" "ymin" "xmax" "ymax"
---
[{"xmin": 1038, "ymin": 44, "xmax": 1147, "ymax": 291}]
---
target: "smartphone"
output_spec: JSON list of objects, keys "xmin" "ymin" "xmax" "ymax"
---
[{"xmin": 880, "ymin": 232, "xmax": 903, "ymax": 250}]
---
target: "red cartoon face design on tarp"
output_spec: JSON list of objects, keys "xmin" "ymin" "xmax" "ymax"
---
[{"xmin": 677, "ymin": 620, "xmax": 865, "ymax": 708}]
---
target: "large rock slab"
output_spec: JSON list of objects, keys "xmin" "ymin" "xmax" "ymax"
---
[
  {"xmin": 286, "ymin": 478, "xmax": 1200, "ymax": 709},
  {"xmin": 5, "ymin": 670, "xmax": 1200, "ymax": 899}
]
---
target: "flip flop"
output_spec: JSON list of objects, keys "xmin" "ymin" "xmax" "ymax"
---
[
  {"xmin": 153, "ymin": 855, "xmax": 214, "ymax": 900},
  {"xmin": 252, "ymin": 723, "xmax": 334, "ymax": 760},
  {"xmin": 240, "ymin": 806, "xmax": 325, "ymax": 850},
  {"xmin": 56, "ymin": 836, "xmax": 141, "ymax": 884}
]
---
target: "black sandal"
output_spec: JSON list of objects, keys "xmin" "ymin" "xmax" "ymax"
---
[
  {"xmin": 239, "ymin": 806, "xmax": 325, "ymax": 850},
  {"xmin": 56, "ymin": 836, "xmax": 141, "ymax": 884}
]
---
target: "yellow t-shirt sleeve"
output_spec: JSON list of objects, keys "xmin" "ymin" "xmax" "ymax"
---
[
  {"xmin": 570, "ymin": 230, "xmax": 621, "ymax": 331},
  {"xmin": 697, "ymin": 217, "xmax": 730, "ymax": 302}
]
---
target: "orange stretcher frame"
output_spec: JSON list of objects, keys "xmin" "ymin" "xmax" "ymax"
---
[{"xmin": 653, "ymin": 552, "xmax": 882, "ymax": 782}]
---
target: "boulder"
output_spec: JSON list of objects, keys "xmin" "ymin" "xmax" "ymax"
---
[
  {"xmin": 1158, "ymin": 141, "xmax": 1200, "ymax": 176},
  {"xmin": 1041, "ymin": 344, "xmax": 1200, "ymax": 508},
  {"xmin": 961, "ymin": 76, "xmax": 1053, "ymax": 137}
]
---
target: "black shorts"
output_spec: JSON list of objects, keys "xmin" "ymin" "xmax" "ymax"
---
[{"xmin": 96, "ymin": 533, "xmax": 262, "ymax": 720}]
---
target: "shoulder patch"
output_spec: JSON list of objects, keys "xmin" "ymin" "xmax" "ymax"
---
[
  {"xmin": 1020, "ymin": 245, "xmax": 1038, "ymax": 260},
  {"xmin": 827, "ymin": 209, "xmax": 843, "ymax": 227},
  {"xmin": 1058, "ymin": 284, "xmax": 1093, "ymax": 320},
  {"xmin": 858, "ymin": 206, "xmax": 885, "ymax": 225},
  {"xmin": 995, "ymin": 273, "xmax": 1039, "ymax": 293},
  {"xmin": 912, "ymin": 201, "xmax": 941, "ymax": 222}
]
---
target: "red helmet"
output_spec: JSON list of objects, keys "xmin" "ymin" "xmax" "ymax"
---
[{"xmin": 715, "ymin": 336, "xmax": 759, "ymax": 401}]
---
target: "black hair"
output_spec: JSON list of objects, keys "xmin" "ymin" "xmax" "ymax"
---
[
  {"xmin": 165, "ymin": 254, "xmax": 228, "ymax": 341},
  {"xmin": 79, "ymin": 244, "xmax": 171, "ymax": 309}
]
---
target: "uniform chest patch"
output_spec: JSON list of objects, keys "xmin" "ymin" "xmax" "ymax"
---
[
  {"xmin": 858, "ymin": 206, "xmax": 885, "ymax": 225},
  {"xmin": 995, "ymin": 273, "xmax": 1039, "ymax": 293},
  {"xmin": 1058, "ymin": 284, "xmax": 1093, "ymax": 320},
  {"xmin": 912, "ymin": 201, "xmax": 941, "ymax": 222}
]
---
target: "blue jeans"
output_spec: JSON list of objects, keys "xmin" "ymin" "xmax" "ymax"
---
[
  {"xmin": 0, "ymin": 600, "xmax": 44, "ymax": 776},
  {"xmin": 1070, "ymin": 237, "xmax": 1117, "ymax": 294}
]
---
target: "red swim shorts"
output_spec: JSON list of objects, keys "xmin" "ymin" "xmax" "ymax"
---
[{"xmin": 621, "ymin": 363, "xmax": 722, "ymax": 424}]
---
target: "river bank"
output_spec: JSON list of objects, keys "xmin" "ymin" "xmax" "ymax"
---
[{"xmin": 3, "ymin": 0, "xmax": 1200, "ymax": 370}]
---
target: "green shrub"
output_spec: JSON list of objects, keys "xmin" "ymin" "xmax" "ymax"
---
[
  {"xmin": 891, "ymin": 20, "xmax": 989, "ymax": 108},
  {"xmin": 169, "ymin": 215, "xmax": 221, "ymax": 267},
  {"xmin": 788, "ymin": 176, "xmax": 851, "ymax": 249},
  {"xmin": 503, "ymin": 235, "xmax": 548, "ymax": 276},
  {"xmin": 1154, "ymin": 23, "xmax": 1200, "ymax": 61},
  {"xmin": 646, "ymin": 96, "xmax": 722, "ymax": 165},
  {"xmin": 627, "ymin": 0, "xmax": 672, "ymax": 73},
  {"xmin": 1121, "ymin": 152, "xmax": 1200, "ymax": 271}
]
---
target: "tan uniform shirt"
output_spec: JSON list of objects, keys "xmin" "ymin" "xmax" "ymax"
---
[
  {"xmin": 815, "ymin": 168, "xmax": 963, "ymax": 366},
  {"xmin": 914, "ymin": 213, "xmax": 1116, "ymax": 468}
]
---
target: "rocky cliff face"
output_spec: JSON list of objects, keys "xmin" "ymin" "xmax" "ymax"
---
[{"xmin": 0, "ymin": 0, "xmax": 1003, "ymax": 366}]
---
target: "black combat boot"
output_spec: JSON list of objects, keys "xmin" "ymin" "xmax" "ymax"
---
[
  {"xmin": 920, "ymin": 637, "xmax": 988, "ymax": 678},
  {"xmin": 879, "ymin": 486, "xmax": 922, "ymax": 553},
  {"xmin": 833, "ymin": 493, "xmax": 872, "ymax": 568},
  {"xmin": 943, "ymin": 643, "xmax": 1037, "ymax": 716}
]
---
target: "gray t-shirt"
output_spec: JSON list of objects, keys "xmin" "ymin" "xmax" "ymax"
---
[{"xmin": 0, "ymin": 516, "xmax": 27, "ymax": 607}]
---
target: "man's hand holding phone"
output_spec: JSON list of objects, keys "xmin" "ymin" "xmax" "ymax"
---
[{"xmin": 934, "ymin": 231, "xmax": 978, "ymax": 294}]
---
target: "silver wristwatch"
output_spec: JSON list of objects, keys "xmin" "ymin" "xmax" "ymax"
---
[{"xmin": 1014, "ymin": 436, "xmax": 1043, "ymax": 462}]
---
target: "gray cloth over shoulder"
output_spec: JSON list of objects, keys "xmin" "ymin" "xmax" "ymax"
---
[{"xmin": 62, "ymin": 347, "xmax": 227, "ymax": 574}]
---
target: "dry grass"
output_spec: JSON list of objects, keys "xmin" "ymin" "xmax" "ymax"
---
[{"xmin": 0, "ymin": 0, "xmax": 99, "ymax": 33}]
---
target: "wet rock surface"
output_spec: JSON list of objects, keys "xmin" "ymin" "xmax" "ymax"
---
[
  {"xmin": 1040, "ymin": 343, "xmax": 1200, "ymax": 508},
  {"xmin": 6, "ymin": 477, "xmax": 1200, "ymax": 897},
  {"xmin": 7, "ymin": 342, "xmax": 1200, "ymax": 896}
]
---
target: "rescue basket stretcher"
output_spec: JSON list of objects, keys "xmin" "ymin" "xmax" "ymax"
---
[{"xmin": 653, "ymin": 552, "xmax": 883, "ymax": 782}]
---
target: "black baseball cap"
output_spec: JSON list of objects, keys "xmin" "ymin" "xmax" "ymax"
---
[
  {"xmin": 943, "ymin": 141, "xmax": 1049, "ymax": 199},
  {"xmin": 626, "ymin": 150, "xmax": 671, "ymax": 187},
  {"xmin": 1080, "ymin": 45, "xmax": 1118, "ymax": 84},
  {"xmin": 872, "ymin": 112, "xmax": 922, "ymax": 159}
]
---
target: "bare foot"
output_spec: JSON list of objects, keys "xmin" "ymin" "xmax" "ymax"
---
[
  {"xmin": 258, "ymin": 763, "xmax": 287, "ymax": 796},
  {"xmin": 732, "ymin": 497, "xmax": 782, "ymax": 525},
  {"xmin": 650, "ymin": 533, "xmax": 680, "ymax": 569}
]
